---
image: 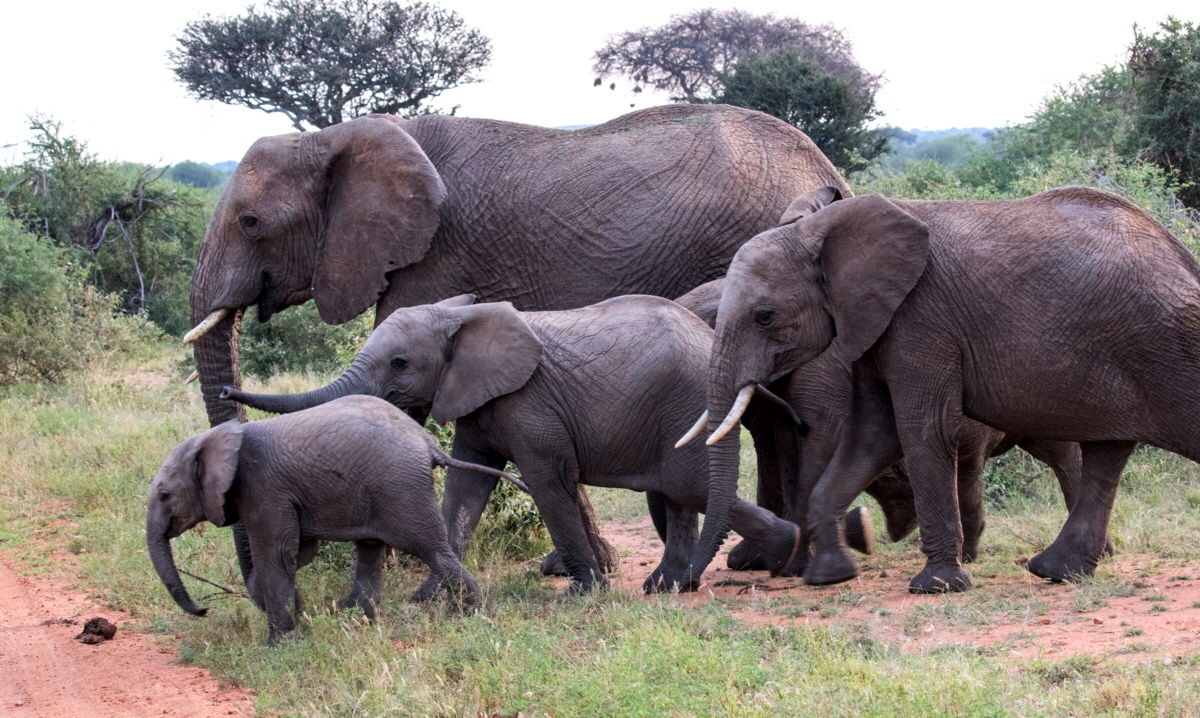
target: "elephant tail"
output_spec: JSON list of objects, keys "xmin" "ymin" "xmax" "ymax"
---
[{"xmin": 427, "ymin": 442, "xmax": 531, "ymax": 494}]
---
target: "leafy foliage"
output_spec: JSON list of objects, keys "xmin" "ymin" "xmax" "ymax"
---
[
  {"xmin": 238, "ymin": 300, "xmax": 375, "ymax": 379},
  {"xmin": 592, "ymin": 8, "xmax": 879, "ymax": 104},
  {"xmin": 717, "ymin": 50, "xmax": 888, "ymax": 174},
  {"xmin": 1, "ymin": 117, "xmax": 211, "ymax": 336},
  {"xmin": 0, "ymin": 216, "xmax": 159, "ymax": 385},
  {"xmin": 1129, "ymin": 17, "xmax": 1200, "ymax": 207},
  {"xmin": 170, "ymin": 0, "xmax": 492, "ymax": 130},
  {"xmin": 164, "ymin": 161, "xmax": 229, "ymax": 190}
]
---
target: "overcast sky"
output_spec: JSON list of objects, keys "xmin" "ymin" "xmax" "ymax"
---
[{"xmin": 1, "ymin": 0, "xmax": 1194, "ymax": 165}]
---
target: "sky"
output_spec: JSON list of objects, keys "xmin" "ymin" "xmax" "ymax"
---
[{"xmin": 1, "ymin": 0, "xmax": 1195, "ymax": 165}]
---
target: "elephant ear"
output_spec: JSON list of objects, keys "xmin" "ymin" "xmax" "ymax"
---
[
  {"xmin": 434, "ymin": 293, "xmax": 476, "ymax": 309},
  {"xmin": 801, "ymin": 195, "xmax": 930, "ymax": 361},
  {"xmin": 312, "ymin": 117, "xmax": 447, "ymax": 325},
  {"xmin": 674, "ymin": 279, "xmax": 725, "ymax": 330},
  {"xmin": 430, "ymin": 303, "xmax": 543, "ymax": 424},
  {"xmin": 778, "ymin": 186, "xmax": 845, "ymax": 226},
  {"xmin": 196, "ymin": 420, "xmax": 243, "ymax": 527}
]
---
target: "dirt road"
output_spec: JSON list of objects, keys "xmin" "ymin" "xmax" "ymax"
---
[{"xmin": 0, "ymin": 558, "xmax": 252, "ymax": 717}]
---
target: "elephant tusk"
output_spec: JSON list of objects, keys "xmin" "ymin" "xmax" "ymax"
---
[
  {"xmin": 674, "ymin": 410, "xmax": 709, "ymax": 449},
  {"xmin": 706, "ymin": 384, "xmax": 756, "ymax": 446},
  {"xmin": 182, "ymin": 308, "xmax": 229, "ymax": 344},
  {"xmin": 754, "ymin": 385, "xmax": 803, "ymax": 427},
  {"xmin": 183, "ymin": 369, "xmax": 200, "ymax": 385}
]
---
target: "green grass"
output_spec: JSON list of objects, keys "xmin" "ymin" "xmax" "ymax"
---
[{"xmin": 7, "ymin": 350, "xmax": 1200, "ymax": 716}]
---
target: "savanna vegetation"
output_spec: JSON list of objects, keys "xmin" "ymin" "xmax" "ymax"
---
[{"xmin": 5, "ymin": 11, "xmax": 1200, "ymax": 718}]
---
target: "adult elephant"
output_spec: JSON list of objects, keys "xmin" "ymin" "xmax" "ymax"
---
[
  {"xmin": 698, "ymin": 187, "xmax": 1199, "ymax": 593},
  {"xmin": 184, "ymin": 103, "xmax": 849, "ymax": 579}
]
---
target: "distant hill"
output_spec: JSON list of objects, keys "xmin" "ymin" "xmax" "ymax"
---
[
  {"xmin": 206, "ymin": 161, "xmax": 238, "ymax": 174},
  {"xmin": 904, "ymin": 127, "xmax": 997, "ymax": 144}
]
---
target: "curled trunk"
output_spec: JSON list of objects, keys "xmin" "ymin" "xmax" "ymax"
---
[
  {"xmin": 146, "ymin": 516, "xmax": 207, "ymax": 616},
  {"xmin": 221, "ymin": 371, "xmax": 368, "ymax": 415}
]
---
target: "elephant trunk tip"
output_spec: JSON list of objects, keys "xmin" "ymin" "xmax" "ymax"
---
[{"xmin": 219, "ymin": 386, "xmax": 237, "ymax": 401}]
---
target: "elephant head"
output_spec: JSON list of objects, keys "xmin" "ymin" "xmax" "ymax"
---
[
  {"xmin": 146, "ymin": 421, "xmax": 243, "ymax": 616},
  {"xmin": 221, "ymin": 296, "xmax": 544, "ymax": 424},
  {"xmin": 186, "ymin": 115, "xmax": 446, "ymax": 425},
  {"xmin": 688, "ymin": 194, "xmax": 929, "ymax": 579}
]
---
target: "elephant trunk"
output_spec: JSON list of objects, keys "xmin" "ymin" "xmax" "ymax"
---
[
  {"xmin": 146, "ymin": 514, "xmax": 207, "ymax": 616},
  {"xmin": 683, "ymin": 355, "xmax": 744, "ymax": 589},
  {"xmin": 189, "ymin": 265, "xmax": 248, "ymax": 426},
  {"xmin": 221, "ymin": 369, "xmax": 369, "ymax": 415}
]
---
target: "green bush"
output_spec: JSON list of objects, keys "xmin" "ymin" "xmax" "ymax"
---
[
  {"xmin": 0, "ymin": 216, "xmax": 160, "ymax": 385},
  {"xmin": 238, "ymin": 300, "xmax": 375, "ymax": 379}
]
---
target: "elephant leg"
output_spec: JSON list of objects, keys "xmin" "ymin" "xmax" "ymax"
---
[
  {"xmin": 541, "ymin": 485, "xmax": 620, "ymax": 577},
  {"xmin": 862, "ymin": 469, "xmax": 918, "ymax": 542},
  {"xmin": 891, "ymin": 387, "xmax": 972, "ymax": 594},
  {"xmin": 524, "ymin": 462, "xmax": 606, "ymax": 594},
  {"xmin": 1027, "ymin": 441, "xmax": 1135, "ymax": 582},
  {"xmin": 803, "ymin": 379, "xmax": 902, "ymax": 586},
  {"xmin": 1018, "ymin": 439, "xmax": 1112, "ymax": 556},
  {"xmin": 414, "ymin": 441, "xmax": 507, "ymax": 601},
  {"xmin": 232, "ymin": 522, "xmax": 254, "ymax": 586},
  {"xmin": 643, "ymin": 496, "xmax": 699, "ymax": 593},
  {"xmin": 729, "ymin": 499, "xmax": 808, "ymax": 577},
  {"xmin": 340, "ymin": 540, "xmax": 386, "ymax": 619},
  {"xmin": 247, "ymin": 528, "xmax": 299, "ymax": 646},
  {"xmin": 955, "ymin": 424, "xmax": 993, "ymax": 564},
  {"xmin": 647, "ymin": 490, "xmax": 669, "ymax": 542}
]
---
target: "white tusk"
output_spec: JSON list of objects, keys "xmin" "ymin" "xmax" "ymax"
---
[
  {"xmin": 706, "ymin": 384, "xmax": 756, "ymax": 446},
  {"xmin": 183, "ymin": 369, "xmax": 200, "ymax": 385},
  {"xmin": 182, "ymin": 308, "xmax": 230, "ymax": 344},
  {"xmin": 674, "ymin": 411, "xmax": 709, "ymax": 449}
]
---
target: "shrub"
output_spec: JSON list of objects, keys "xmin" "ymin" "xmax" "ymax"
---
[{"xmin": 238, "ymin": 301, "xmax": 375, "ymax": 379}]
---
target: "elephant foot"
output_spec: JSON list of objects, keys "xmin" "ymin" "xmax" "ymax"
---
[
  {"xmin": 844, "ymin": 506, "xmax": 875, "ymax": 555},
  {"xmin": 908, "ymin": 561, "xmax": 972, "ymax": 594},
  {"xmin": 1103, "ymin": 539, "xmax": 1116, "ymax": 558},
  {"xmin": 412, "ymin": 574, "xmax": 440, "ymax": 602},
  {"xmin": 565, "ymin": 575, "xmax": 607, "ymax": 596},
  {"xmin": 541, "ymin": 543, "xmax": 619, "ymax": 577},
  {"xmin": 539, "ymin": 550, "xmax": 571, "ymax": 577},
  {"xmin": 961, "ymin": 539, "xmax": 980, "ymax": 564},
  {"xmin": 803, "ymin": 548, "xmax": 858, "ymax": 586},
  {"xmin": 1027, "ymin": 542, "xmax": 1101, "ymax": 583},
  {"xmin": 642, "ymin": 567, "xmax": 688, "ymax": 594},
  {"xmin": 726, "ymin": 539, "xmax": 769, "ymax": 571}
]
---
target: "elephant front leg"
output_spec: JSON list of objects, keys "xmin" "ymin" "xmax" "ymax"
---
[
  {"xmin": 643, "ymin": 496, "xmax": 698, "ymax": 593},
  {"xmin": 247, "ymin": 529, "xmax": 300, "ymax": 646},
  {"xmin": 523, "ymin": 464, "xmax": 606, "ymax": 594},
  {"xmin": 1027, "ymin": 441, "xmax": 1135, "ymax": 582},
  {"xmin": 340, "ymin": 540, "xmax": 386, "ymax": 619},
  {"xmin": 541, "ymin": 485, "xmax": 621, "ymax": 577},
  {"xmin": 729, "ymin": 499, "xmax": 807, "ymax": 577}
]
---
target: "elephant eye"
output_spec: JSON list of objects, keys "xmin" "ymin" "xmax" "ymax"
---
[
  {"xmin": 159, "ymin": 490, "xmax": 171, "ymax": 500},
  {"xmin": 390, "ymin": 357, "xmax": 408, "ymax": 371},
  {"xmin": 753, "ymin": 307, "xmax": 776, "ymax": 327},
  {"xmin": 239, "ymin": 215, "xmax": 260, "ymax": 232}
]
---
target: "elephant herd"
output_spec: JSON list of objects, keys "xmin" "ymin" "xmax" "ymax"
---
[{"xmin": 148, "ymin": 103, "xmax": 1200, "ymax": 644}]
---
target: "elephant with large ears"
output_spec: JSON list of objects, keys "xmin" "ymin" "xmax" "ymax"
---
[
  {"xmin": 678, "ymin": 274, "xmax": 1091, "ymax": 574},
  {"xmin": 147, "ymin": 395, "xmax": 520, "ymax": 645},
  {"xmin": 702, "ymin": 187, "xmax": 1198, "ymax": 593},
  {"xmin": 223, "ymin": 294, "xmax": 804, "ymax": 594},
  {"xmin": 184, "ymin": 103, "xmax": 849, "ymax": 579}
]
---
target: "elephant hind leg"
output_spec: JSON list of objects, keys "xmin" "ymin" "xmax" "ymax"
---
[
  {"xmin": 340, "ymin": 540, "xmax": 386, "ymax": 619},
  {"xmin": 1027, "ymin": 440, "xmax": 1135, "ymax": 583},
  {"xmin": 644, "ymin": 496, "xmax": 699, "ymax": 593}
]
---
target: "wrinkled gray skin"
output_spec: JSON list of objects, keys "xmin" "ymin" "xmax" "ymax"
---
[
  {"xmin": 224, "ymin": 295, "xmax": 804, "ymax": 594},
  {"xmin": 677, "ymin": 275, "xmax": 1094, "ymax": 573},
  {"xmin": 187, "ymin": 103, "xmax": 850, "ymax": 582},
  {"xmin": 146, "ymin": 396, "xmax": 503, "ymax": 645},
  {"xmin": 707, "ymin": 187, "xmax": 1200, "ymax": 593}
]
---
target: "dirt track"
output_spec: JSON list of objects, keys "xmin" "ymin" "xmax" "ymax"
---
[{"xmin": 0, "ymin": 558, "xmax": 252, "ymax": 717}]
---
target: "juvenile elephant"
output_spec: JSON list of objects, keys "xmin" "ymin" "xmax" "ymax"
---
[
  {"xmin": 146, "ymin": 395, "xmax": 518, "ymax": 645},
  {"xmin": 223, "ymin": 295, "xmax": 803, "ymax": 594},
  {"xmin": 700, "ymin": 187, "xmax": 1200, "ymax": 593},
  {"xmin": 677, "ymin": 274, "xmax": 1088, "ymax": 573},
  {"xmin": 184, "ymin": 103, "xmax": 850, "ymax": 583}
]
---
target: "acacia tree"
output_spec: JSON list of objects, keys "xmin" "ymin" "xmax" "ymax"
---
[
  {"xmin": 592, "ymin": 8, "xmax": 880, "ymax": 103},
  {"xmin": 717, "ymin": 51, "xmax": 889, "ymax": 174},
  {"xmin": 170, "ymin": 0, "xmax": 491, "ymax": 130}
]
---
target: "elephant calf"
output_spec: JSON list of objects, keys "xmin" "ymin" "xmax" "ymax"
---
[
  {"xmin": 224, "ymin": 294, "xmax": 804, "ymax": 594},
  {"xmin": 147, "ymin": 395, "xmax": 516, "ymax": 645}
]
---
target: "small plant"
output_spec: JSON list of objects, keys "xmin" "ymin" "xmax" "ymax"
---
[
  {"xmin": 1125, "ymin": 627, "xmax": 1145, "ymax": 636},
  {"xmin": 1149, "ymin": 604, "xmax": 1169, "ymax": 613}
]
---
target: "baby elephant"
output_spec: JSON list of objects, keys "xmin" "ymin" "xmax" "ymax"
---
[{"xmin": 146, "ymin": 395, "xmax": 517, "ymax": 645}]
